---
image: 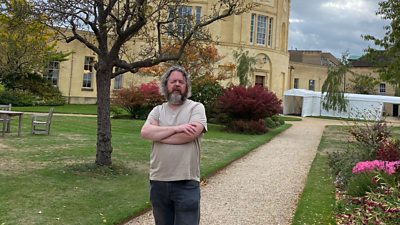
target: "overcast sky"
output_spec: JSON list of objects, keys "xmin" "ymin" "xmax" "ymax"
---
[{"xmin": 289, "ymin": 0, "xmax": 389, "ymax": 58}]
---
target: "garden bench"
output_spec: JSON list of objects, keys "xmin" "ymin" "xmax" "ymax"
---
[{"xmin": 31, "ymin": 107, "xmax": 55, "ymax": 135}]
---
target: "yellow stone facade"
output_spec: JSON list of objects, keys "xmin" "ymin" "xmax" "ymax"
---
[
  {"xmin": 288, "ymin": 50, "xmax": 398, "ymax": 116},
  {"xmin": 50, "ymin": 0, "xmax": 291, "ymax": 104}
]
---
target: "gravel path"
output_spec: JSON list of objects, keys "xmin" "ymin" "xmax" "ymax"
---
[{"xmin": 125, "ymin": 117, "xmax": 343, "ymax": 225}]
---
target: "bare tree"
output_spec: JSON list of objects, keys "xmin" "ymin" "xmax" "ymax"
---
[{"xmin": 33, "ymin": 0, "xmax": 254, "ymax": 166}]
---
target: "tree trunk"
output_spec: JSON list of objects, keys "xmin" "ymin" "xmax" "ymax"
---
[{"xmin": 95, "ymin": 62, "xmax": 113, "ymax": 166}]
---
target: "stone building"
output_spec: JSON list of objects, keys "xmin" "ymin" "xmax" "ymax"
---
[
  {"xmin": 288, "ymin": 50, "xmax": 398, "ymax": 116},
  {"xmin": 46, "ymin": 0, "xmax": 291, "ymax": 104}
]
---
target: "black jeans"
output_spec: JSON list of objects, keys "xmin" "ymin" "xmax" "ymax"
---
[{"xmin": 150, "ymin": 180, "xmax": 200, "ymax": 225}]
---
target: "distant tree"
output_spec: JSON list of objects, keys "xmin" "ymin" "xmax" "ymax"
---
[
  {"xmin": 349, "ymin": 74, "xmax": 380, "ymax": 94},
  {"xmin": 140, "ymin": 41, "xmax": 223, "ymax": 80},
  {"xmin": 233, "ymin": 49, "xmax": 256, "ymax": 87},
  {"xmin": 0, "ymin": 0, "xmax": 67, "ymax": 88},
  {"xmin": 33, "ymin": 0, "xmax": 255, "ymax": 166},
  {"xmin": 363, "ymin": 0, "xmax": 400, "ymax": 95},
  {"xmin": 321, "ymin": 53, "xmax": 350, "ymax": 112}
]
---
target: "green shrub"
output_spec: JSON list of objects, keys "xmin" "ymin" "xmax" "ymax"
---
[
  {"xmin": 0, "ymin": 89, "xmax": 36, "ymax": 106},
  {"xmin": 346, "ymin": 172, "xmax": 378, "ymax": 197},
  {"xmin": 271, "ymin": 115, "xmax": 284, "ymax": 126},
  {"xmin": 278, "ymin": 117, "xmax": 285, "ymax": 125},
  {"xmin": 265, "ymin": 117, "xmax": 277, "ymax": 128},
  {"xmin": 191, "ymin": 74, "xmax": 223, "ymax": 120},
  {"xmin": 110, "ymin": 106, "xmax": 125, "ymax": 118},
  {"xmin": 0, "ymin": 72, "xmax": 65, "ymax": 106},
  {"xmin": 328, "ymin": 144, "xmax": 372, "ymax": 189}
]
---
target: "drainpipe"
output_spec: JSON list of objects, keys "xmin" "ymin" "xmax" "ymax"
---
[{"xmin": 68, "ymin": 52, "xmax": 74, "ymax": 104}]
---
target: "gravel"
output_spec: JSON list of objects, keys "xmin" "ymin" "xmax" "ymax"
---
[{"xmin": 125, "ymin": 117, "xmax": 343, "ymax": 225}]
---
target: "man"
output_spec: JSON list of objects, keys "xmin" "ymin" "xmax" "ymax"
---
[{"xmin": 141, "ymin": 65, "xmax": 207, "ymax": 225}]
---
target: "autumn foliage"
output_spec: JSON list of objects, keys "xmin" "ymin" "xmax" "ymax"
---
[
  {"xmin": 139, "ymin": 42, "xmax": 223, "ymax": 80},
  {"xmin": 111, "ymin": 81, "xmax": 164, "ymax": 119},
  {"xmin": 376, "ymin": 140, "xmax": 400, "ymax": 161},
  {"xmin": 217, "ymin": 85, "xmax": 282, "ymax": 120},
  {"xmin": 217, "ymin": 85, "xmax": 282, "ymax": 133}
]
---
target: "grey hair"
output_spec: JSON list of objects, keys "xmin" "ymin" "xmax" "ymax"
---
[{"xmin": 159, "ymin": 65, "xmax": 192, "ymax": 98}]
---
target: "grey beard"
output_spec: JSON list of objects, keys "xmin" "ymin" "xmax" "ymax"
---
[{"xmin": 168, "ymin": 93, "xmax": 186, "ymax": 105}]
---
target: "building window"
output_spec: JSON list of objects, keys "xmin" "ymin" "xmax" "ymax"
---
[
  {"xmin": 83, "ymin": 56, "xmax": 94, "ymax": 88},
  {"xmin": 256, "ymin": 15, "xmax": 267, "ymax": 45},
  {"xmin": 379, "ymin": 83, "xmax": 386, "ymax": 94},
  {"xmin": 167, "ymin": 7, "xmax": 174, "ymax": 34},
  {"xmin": 250, "ymin": 14, "xmax": 255, "ymax": 43},
  {"xmin": 83, "ymin": 73, "xmax": 92, "ymax": 88},
  {"xmin": 195, "ymin": 6, "xmax": 201, "ymax": 24},
  {"xmin": 168, "ymin": 6, "xmax": 201, "ymax": 37},
  {"xmin": 309, "ymin": 79, "xmax": 315, "ymax": 91},
  {"xmin": 114, "ymin": 75, "xmax": 123, "ymax": 90},
  {"xmin": 177, "ymin": 6, "xmax": 192, "ymax": 36},
  {"xmin": 294, "ymin": 78, "xmax": 299, "ymax": 89},
  {"xmin": 250, "ymin": 14, "xmax": 273, "ymax": 46},
  {"xmin": 46, "ymin": 61, "xmax": 59, "ymax": 86},
  {"xmin": 255, "ymin": 75, "xmax": 265, "ymax": 87},
  {"xmin": 268, "ymin": 17, "xmax": 273, "ymax": 46}
]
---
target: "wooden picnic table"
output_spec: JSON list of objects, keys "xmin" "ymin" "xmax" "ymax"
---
[{"xmin": 0, "ymin": 110, "xmax": 24, "ymax": 136}]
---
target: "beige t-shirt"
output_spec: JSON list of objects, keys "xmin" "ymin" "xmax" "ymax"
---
[{"xmin": 145, "ymin": 100, "xmax": 207, "ymax": 182}]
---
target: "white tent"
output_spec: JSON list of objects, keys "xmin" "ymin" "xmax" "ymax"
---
[{"xmin": 283, "ymin": 89, "xmax": 400, "ymax": 120}]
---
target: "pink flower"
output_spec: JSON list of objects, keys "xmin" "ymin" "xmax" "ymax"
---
[{"xmin": 352, "ymin": 160, "xmax": 400, "ymax": 175}]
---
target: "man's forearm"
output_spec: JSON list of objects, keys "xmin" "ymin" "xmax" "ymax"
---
[
  {"xmin": 141, "ymin": 120, "xmax": 203, "ymax": 143},
  {"xmin": 141, "ymin": 124, "xmax": 176, "ymax": 141},
  {"xmin": 159, "ymin": 132, "xmax": 197, "ymax": 145},
  {"xmin": 159, "ymin": 122, "xmax": 204, "ymax": 145}
]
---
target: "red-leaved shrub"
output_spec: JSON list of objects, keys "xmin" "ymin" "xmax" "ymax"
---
[
  {"xmin": 216, "ymin": 85, "xmax": 282, "ymax": 134},
  {"xmin": 112, "ymin": 81, "xmax": 164, "ymax": 119},
  {"xmin": 228, "ymin": 119, "xmax": 267, "ymax": 134},
  {"xmin": 376, "ymin": 140, "xmax": 400, "ymax": 161},
  {"xmin": 217, "ymin": 85, "xmax": 282, "ymax": 121}
]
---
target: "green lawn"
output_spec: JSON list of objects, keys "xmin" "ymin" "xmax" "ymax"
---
[
  {"xmin": 0, "ymin": 113, "xmax": 291, "ymax": 225},
  {"xmin": 291, "ymin": 125, "xmax": 358, "ymax": 225},
  {"xmin": 12, "ymin": 104, "xmax": 98, "ymax": 115}
]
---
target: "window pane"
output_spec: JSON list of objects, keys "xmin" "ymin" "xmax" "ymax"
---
[
  {"xmin": 268, "ymin": 17, "xmax": 273, "ymax": 46},
  {"xmin": 294, "ymin": 78, "xmax": 299, "ymax": 89},
  {"xmin": 83, "ymin": 73, "xmax": 92, "ymax": 88},
  {"xmin": 84, "ymin": 56, "xmax": 94, "ymax": 72},
  {"xmin": 256, "ymin": 15, "xmax": 267, "ymax": 45},
  {"xmin": 177, "ymin": 6, "xmax": 192, "ymax": 36},
  {"xmin": 114, "ymin": 75, "xmax": 123, "ymax": 90},
  {"xmin": 309, "ymin": 79, "xmax": 315, "ymax": 91},
  {"xmin": 47, "ymin": 61, "xmax": 59, "ymax": 86},
  {"xmin": 380, "ymin": 83, "xmax": 386, "ymax": 93},
  {"xmin": 167, "ymin": 7, "xmax": 174, "ymax": 35},
  {"xmin": 250, "ymin": 14, "xmax": 255, "ymax": 43},
  {"xmin": 195, "ymin": 6, "xmax": 201, "ymax": 24}
]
